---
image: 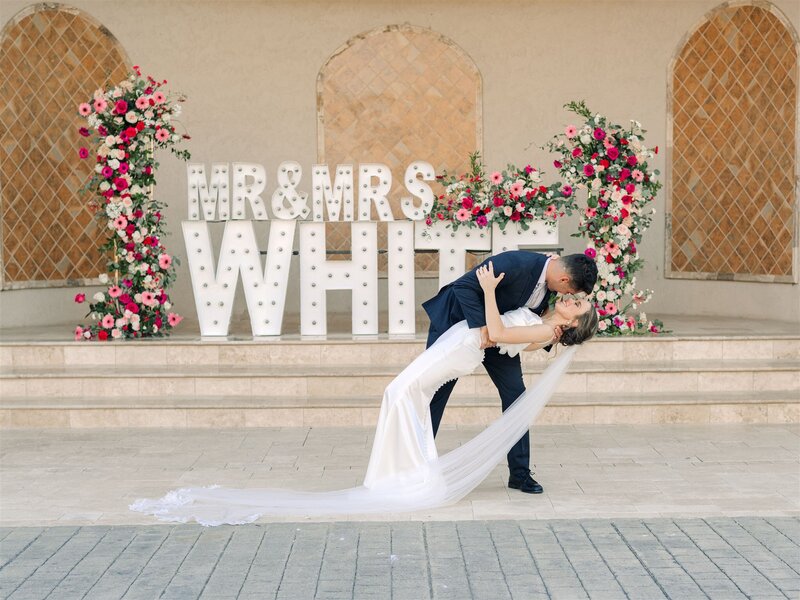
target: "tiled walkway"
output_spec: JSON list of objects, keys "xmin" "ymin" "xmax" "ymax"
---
[{"xmin": 1, "ymin": 424, "xmax": 798, "ymax": 598}]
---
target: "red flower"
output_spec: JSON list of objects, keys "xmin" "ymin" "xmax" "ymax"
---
[
  {"xmin": 583, "ymin": 164, "xmax": 595, "ymax": 177},
  {"xmin": 125, "ymin": 302, "xmax": 139, "ymax": 314},
  {"xmin": 620, "ymin": 138, "xmax": 628, "ymax": 146},
  {"xmin": 136, "ymin": 121, "xmax": 145, "ymax": 131},
  {"xmin": 553, "ymin": 160, "xmax": 562, "ymax": 168},
  {"xmin": 510, "ymin": 211, "xmax": 521, "ymax": 222},
  {"xmin": 97, "ymin": 330, "xmax": 108, "ymax": 341},
  {"xmin": 654, "ymin": 145, "xmax": 659, "ymax": 154},
  {"xmin": 605, "ymin": 254, "xmax": 614, "ymax": 263},
  {"xmin": 125, "ymin": 126, "xmax": 137, "ymax": 139},
  {"xmin": 600, "ymin": 159, "xmax": 610, "ymax": 169},
  {"xmin": 114, "ymin": 100, "xmax": 128, "ymax": 114},
  {"xmin": 74, "ymin": 293, "xmax": 85, "ymax": 303},
  {"xmin": 78, "ymin": 127, "xmax": 90, "ymax": 137},
  {"xmin": 493, "ymin": 196, "xmax": 503, "ymax": 207},
  {"xmin": 621, "ymin": 195, "xmax": 632, "ymax": 205},
  {"xmin": 461, "ymin": 196, "xmax": 473, "ymax": 210},
  {"xmin": 114, "ymin": 177, "xmax": 128, "ymax": 190},
  {"xmin": 572, "ymin": 148, "xmax": 583, "ymax": 158},
  {"xmin": 627, "ymin": 155, "xmax": 638, "ymax": 167},
  {"xmin": 606, "ymin": 147, "xmax": 619, "ymax": 161}
]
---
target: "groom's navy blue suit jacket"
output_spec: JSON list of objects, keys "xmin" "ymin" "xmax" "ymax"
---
[{"xmin": 422, "ymin": 250, "xmax": 551, "ymax": 333}]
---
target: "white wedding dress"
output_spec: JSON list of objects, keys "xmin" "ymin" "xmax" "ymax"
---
[{"xmin": 131, "ymin": 309, "xmax": 576, "ymax": 525}]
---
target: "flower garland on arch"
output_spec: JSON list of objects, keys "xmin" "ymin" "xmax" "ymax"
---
[
  {"xmin": 73, "ymin": 66, "xmax": 190, "ymax": 341},
  {"xmin": 547, "ymin": 101, "xmax": 664, "ymax": 335},
  {"xmin": 426, "ymin": 152, "xmax": 577, "ymax": 233}
]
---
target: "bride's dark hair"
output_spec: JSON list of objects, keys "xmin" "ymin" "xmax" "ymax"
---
[{"xmin": 559, "ymin": 307, "xmax": 599, "ymax": 346}]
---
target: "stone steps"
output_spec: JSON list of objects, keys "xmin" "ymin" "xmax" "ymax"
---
[{"xmin": 1, "ymin": 335, "xmax": 797, "ymax": 427}]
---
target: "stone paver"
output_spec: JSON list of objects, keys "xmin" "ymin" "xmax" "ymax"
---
[{"xmin": 1, "ymin": 519, "xmax": 798, "ymax": 599}]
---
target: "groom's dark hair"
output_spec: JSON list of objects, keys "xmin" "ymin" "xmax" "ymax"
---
[{"xmin": 561, "ymin": 254, "xmax": 598, "ymax": 295}]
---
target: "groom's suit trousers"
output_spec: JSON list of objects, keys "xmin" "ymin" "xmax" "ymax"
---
[{"xmin": 427, "ymin": 329, "xmax": 529, "ymax": 480}]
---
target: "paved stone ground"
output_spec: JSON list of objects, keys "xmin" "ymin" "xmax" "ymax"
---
[{"xmin": 1, "ymin": 517, "xmax": 799, "ymax": 599}]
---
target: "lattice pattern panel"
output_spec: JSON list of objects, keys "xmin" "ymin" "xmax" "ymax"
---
[
  {"xmin": 669, "ymin": 5, "xmax": 798, "ymax": 281},
  {"xmin": 0, "ymin": 6, "xmax": 129, "ymax": 288},
  {"xmin": 318, "ymin": 25, "xmax": 482, "ymax": 272}
]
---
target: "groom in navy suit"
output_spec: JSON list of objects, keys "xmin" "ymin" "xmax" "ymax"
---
[{"xmin": 422, "ymin": 250, "xmax": 597, "ymax": 493}]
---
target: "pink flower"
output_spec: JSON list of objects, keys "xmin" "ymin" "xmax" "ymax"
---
[
  {"xmin": 607, "ymin": 146, "xmax": 619, "ymax": 161},
  {"xmin": 114, "ymin": 177, "xmax": 128, "ymax": 190},
  {"xmin": 141, "ymin": 291, "xmax": 156, "ymax": 307},
  {"xmin": 102, "ymin": 166, "xmax": 114, "ymax": 178},
  {"xmin": 632, "ymin": 169, "xmax": 644, "ymax": 182},
  {"xmin": 108, "ymin": 285, "xmax": 122, "ymax": 298},
  {"xmin": 168, "ymin": 313, "xmax": 183, "ymax": 327},
  {"xmin": 583, "ymin": 164, "xmax": 595, "ymax": 177},
  {"xmin": 605, "ymin": 302, "xmax": 618, "ymax": 315},
  {"xmin": 155, "ymin": 128, "xmax": 170, "ymax": 142},
  {"xmin": 461, "ymin": 196, "xmax": 473, "ymax": 210},
  {"xmin": 117, "ymin": 163, "xmax": 129, "ymax": 174},
  {"xmin": 475, "ymin": 214, "xmax": 488, "ymax": 227},
  {"xmin": 114, "ymin": 100, "xmax": 128, "ymax": 114},
  {"xmin": 524, "ymin": 165, "xmax": 534, "ymax": 174},
  {"xmin": 113, "ymin": 216, "xmax": 128, "ymax": 230},
  {"xmin": 613, "ymin": 315, "xmax": 624, "ymax": 326},
  {"xmin": 74, "ymin": 293, "xmax": 85, "ymax": 303},
  {"xmin": 553, "ymin": 160, "xmax": 562, "ymax": 169},
  {"xmin": 627, "ymin": 155, "xmax": 638, "ymax": 167},
  {"xmin": 74, "ymin": 326, "xmax": 84, "ymax": 341},
  {"xmin": 455, "ymin": 208, "xmax": 471, "ymax": 222},
  {"xmin": 593, "ymin": 127, "xmax": 606, "ymax": 140},
  {"xmin": 625, "ymin": 183, "xmax": 636, "ymax": 194},
  {"xmin": 101, "ymin": 314, "xmax": 115, "ymax": 329},
  {"xmin": 565, "ymin": 125, "xmax": 577, "ymax": 138},
  {"xmin": 604, "ymin": 241, "xmax": 621, "ymax": 257},
  {"xmin": 78, "ymin": 147, "xmax": 89, "ymax": 159},
  {"xmin": 153, "ymin": 91, "xmax": 166, "ymax": 104},
  {"xmin": 584, "ymin": 247, "xmax": 597, "ymax": 259},
  {"xmin": 509, "ymin": 182, "xmax": 523, "ymax": 197},
  {"xmin": 490, "ymin": 171, "xmax": 503, "ymax": 184},
  {"xmin": 572, "ymin": 147, "xmax": 583, "ymax": 158},
  {"xmin": 93, "ymin": 98, "xmax": 108, "ymax": 113},
  {"xmin": 135, "ymin": 96, "xmax": 149, "ymax": 110},
  {"xmin": 78, "ymin": 127, "xmax": 90, "ymax": 137},
  {"xmin": 158, "ymin": 254, "xmax": 172, "ymax": 269},
  {"xmin": 544, "ymin": 205, "xmax": 556, "ymax": 218},
  {"xmin": 78, "ymin": 103, "xmax": 92, "ymax": 116},
  {"xmin": 111, "ymin": 328, "xmax": 122, "ymax": 339},
  {"xmin": 584, "ymin": 207, "xmax": 597, "ymax": 218},
  {"xmin": 560, "ymin": 185, "xmax": 572, "ymax": 197}
]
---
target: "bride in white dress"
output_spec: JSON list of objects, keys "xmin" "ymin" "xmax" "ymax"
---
[{"xmin": 131, "ymin": 263, "xmax": 598, "ymax": 525}]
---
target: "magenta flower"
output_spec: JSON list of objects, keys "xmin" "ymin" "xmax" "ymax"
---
[
  {"xmin": 125, "ymin": 302, "xmax": 139, "ymax": 314},
  {"xmin": 524, "ymin": 165, "xmax": 533, "ymax": 174},
  {"xmin": 117, "ymin": 163, "xmax": 129, "ymax": 174},
  {"xmin": 114, "ymin": 100, "xmax": 128, "ymax": 114},
  {"xmin": 593, "ymin": 127, "xmax": 606, "ymax": 140},
  {"xmin": 461, "ymin": 196, "xmax": 473, "ymax": 210},
  {"xmin": 114, "ymin": 177, "xmax": 128, "ymax": 190},
  {"xmin": 553, "ymin": 160, "xmax": 562, "ymax": 169},
  {"xmin": 560, "ymin": 185, "xmax": 573, "ymax": 197},
  {"xmin": 78, "ymin": 147, "xmax": 89, "ymax": 159},
  {"xmin": 102, "ymin": 166, "xmax": 114, "ymax": 178},
  {"xmin": 627, "ymin": 155, "xmax": 638, "ymax": 166},
  {"xmin": 583, "ymin": 164, "xmax": 595, "ymax": 177},
  {"xmin": 606, "ymin": 147, "xmax": 619, "ymax": 161},
  {"xmin": 78, "ymin": 127, "xmax": 90, "ymax": 137},
  {"xmin": 74, "ymin": 293, "xmax": 86, "ymax": 303},
  {"xmin": 619, "ymin": 168, "xmax": 631, "ymax": 181},
  {"xmin": 475, "ymin": 214, "xmax": 488, "ymax": 227},
  {"xmin": 572, "ymin": 148, "xmax": 583, "ymax": 158},
  {"xmin": 584, "ymin": 247, "xmax": 597, "ymax": 259}
]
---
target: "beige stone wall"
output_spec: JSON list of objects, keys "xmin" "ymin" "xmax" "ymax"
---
[{"xmin": 1, "ymin": 0, "xmax": 798, "ymax": 329}]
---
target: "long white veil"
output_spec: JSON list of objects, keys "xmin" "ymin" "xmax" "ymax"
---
[{"xmin": 131, "ymin": 347, "xmax": 575, "ymax": 525}]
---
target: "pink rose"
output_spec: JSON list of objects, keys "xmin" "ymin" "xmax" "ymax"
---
[
  {"xmin": 627, "ymin": 155, "xmax": 638, "ymax": 166},
  {"xmin": 625, "ymin": 183, "xmax": 636, "ymax": 194},
  {"xmin": 584, "ymin": 207, "xmax": 597, "ymax": 218},
  {"xmin": 572, "ymin": 148, "xmax": 583, "ymax": 158},
  {"xmin": 114, "ymin": 100, "xmax": 128, "ymax": 114},
  {"xmin": 583, "ymin": 164, "xmax": 595, "ymax": 177},
  {"xmin": 606, "ymin": 147, "xmax": 619, "ymax": 161},
  {"xmin": 561, "ymin": 185, "xmax": 572, "ymax": 197},
  {"xmin": 74, "ymin": 293, "xmax": 86, "ymax": 303}
]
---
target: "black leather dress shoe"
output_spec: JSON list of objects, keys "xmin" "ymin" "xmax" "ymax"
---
[{"xmin": 508, "ymin": 473, "xmax": 544, "ymax": 494}]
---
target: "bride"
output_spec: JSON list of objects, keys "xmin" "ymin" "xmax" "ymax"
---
[{"xmin": 131, "ymin": 262, "xmax": 598, "ymax": 525}]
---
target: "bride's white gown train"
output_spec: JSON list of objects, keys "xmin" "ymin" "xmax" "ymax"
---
[{"xmin": 131, "ymin": 309, "xmax": 575, "ymax": 525}]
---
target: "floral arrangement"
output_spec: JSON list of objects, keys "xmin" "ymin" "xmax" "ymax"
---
[
  {"xmin": 547, "ymin": 101, "xmax": 663, "ymax": 335},
  {"xmin": 427, "ymin": 152, "xmax": 576, "ymax": 232},
  {"xmin": 73, "ymin": 66, "xmax": 190, "ymax": 341}
]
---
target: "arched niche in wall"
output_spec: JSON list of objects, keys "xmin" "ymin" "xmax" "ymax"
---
[
  {"xmin": 0, "ymin": 3, "xmax": 130, "ymax": 289},
  {"xmin": 316, "ymin": 24, "xmax": 482, "ymax": 274},
  {"xmin": 666, "ymin": 1, "xmax": 799, "ymax": 283}
]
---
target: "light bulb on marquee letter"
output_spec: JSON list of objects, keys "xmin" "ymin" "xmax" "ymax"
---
[
  {"xmin": 182, "ymin": 220, "xmax": 295, "ymax": 336},
  {"xmin": 387, "ymin": 222, "xmax": 415, "ymax": 335},
  {"xmin": 187, "ymin": 163, "xmax": 230, "ymax": 220},
  {"xmin": 400, "ymin": 161, "xmax": 435, "ymax": 220},
  {"xmin": 311, "ymin": 164, "xmax": 354, "ymax": 221},
  {"xmin": 414, "ymin": 222, "xmax": 491, "ymax": 288},
  {"xmin": 358, "ymin": 163, "xmax": 394, "ymax": 221},
  {"xmin": 272, "ymin": 161, "xmax": 310, "ymax": 220},
  {"xmin": 299, "ymin": 222, "xmax": 378, "ymax": 336},
  {"xmin": 231, "ymin": 163, "xmax": 268, "ymax": 220}
]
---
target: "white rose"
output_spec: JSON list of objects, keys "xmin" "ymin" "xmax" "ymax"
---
[
  {"xmin": 580, "ymin": 134, "xmax": 591, "ymax": 144},
  {"xmin": 108, "ymin": 159, "xmax": 120, "ymax": 170},
  {"xmin": 125, "ymin": 111, "xmax": 138, "ymax": 123},
  {"xmin": 105, "ymin": 135, "xmax": 116, "ymax": 146},
  {"xmin": 503, "ymin": 206, "xmax": 513, "ymax": 216},
  {"xmin": 144, "ymin": 110, "xmax": 154, "ymax": 119},
  {"xmin": 596, "ymin": 290, "xmax": 607, "ymax": 302},
  {"xmin": 165, "ymin": 302, "xmax": 172, "ymax": 310},
  {"xmin": 132, "ymin": 231, "xmax": 143, "ymax": 243},
  {"xmin": 591, "ymin": 178, "xmax": 602, "ymax": 190},
  {"xmin": 98, "ymin": 273, "xmax": 109, "ymax": 284},
  {"xmin": 93, "ymin": 292, "xmax": 105, "ymax": 302},
  {"xmin": 99, "ymin": 181, "xmax": 110, "ymax": 191},
  {"xmin": 115, "ymin": 149, "xmax": 126, "ymax": 160}
]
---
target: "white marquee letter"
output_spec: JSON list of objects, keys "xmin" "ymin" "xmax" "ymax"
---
[
  {"xmin": 415, "ymin": 223, "xmax": 491, "ymax": 288},
  {"xmin": 187, "ymin": 163, "xmax": 229, "ymax": 221},
  {"xmin": 272, "ymin": 161, "xmax": 310, "ymax": 220},
  {"xmin": 311, "ymin": 164, "xmax": 355, "ymax": 221},
  {"xmin": 231, "ymin": 163, "xmax": 269, "ymax": 220},
  {"xmin": 358, "ymin": 163, "xmax": 394, "ymax": 221},
  {"xmin": 401, "ymin": 161, "xmax": 435, "ymax": 220},
  {"xmin": 387, "ymin": 222, "xmax": 415, "ymax": 335},
  {"xmin": 299, "ymin": 222, "xmax": 378, "ymax": 336}
]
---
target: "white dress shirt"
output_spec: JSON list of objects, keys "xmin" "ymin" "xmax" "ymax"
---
[{"xmin": 525, "ymin": 257, "xmax": 550, "ymax": 311}]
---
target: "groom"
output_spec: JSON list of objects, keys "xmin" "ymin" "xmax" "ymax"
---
[{"xmin": 422, "ymin": 250, "xmax": 597, "ymax": 493}]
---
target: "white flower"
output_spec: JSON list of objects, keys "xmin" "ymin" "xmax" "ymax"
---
[
  {"xmin": 591, "ymin": 178, "xmax": 602, "ymax": 190},
  {"xmin": 108, "ymin": 158, "xmax": 120, "ymax": 170},
  {"xmin": 87, "ymin": 114, "xmax": 99, "ymax": 128},
  {"xmin": 99, "ymin": 181, "xmax": 110, "ymax": 191},
  {"xmin": 125, "ymin": 111, "xmax": 138, "ymax": 123},
  {"xmin": 580, "ymin": 134, "xmax": 591, "ymax": 145},
  {"xmin": 98, "ymin": 273, "xmax": 109, "ymax": 284},
  {"xmin": 165, "ymin": 302, "xmax": 172, "ymax": 310},
  {"xmin": 105, "ymin": 135, "xmax": 116, "ymax": 147},
  {"xmin": 93, "ymin": 292, "xmax": 105, "ymax": 302},
  {"xmin": 132, "ymin": 231, "xmax": 143, "ymax": 243},
  {"xmin": 596, "ymin": 290, "xmax": 607, "ymax": 302},
  {"xmin": 503, "ymin": 206, "xmax": 513, "ymax": 216},
  {"xmin": 144, "ymin": 110, "xmax": 154, "ymax": 119},
  {"xmin": 114, "ymin": 149, "xmax": 126, "ymax": 160}
]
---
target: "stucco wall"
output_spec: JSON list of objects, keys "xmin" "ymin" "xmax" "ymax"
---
[{"xmin": 1, "ymin": 0, "xmax": 798, "ymax": 330}]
